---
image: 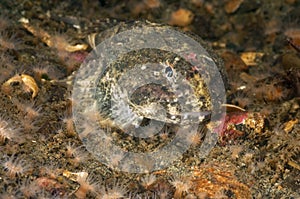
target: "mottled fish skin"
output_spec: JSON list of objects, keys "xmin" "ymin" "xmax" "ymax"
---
[{"xmin": 73, "ymin": 21, "xmax": 227, "ymax": 129}]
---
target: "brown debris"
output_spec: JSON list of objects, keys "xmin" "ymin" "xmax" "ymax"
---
[
  {"xmin": 240, "ymin": 52, "xmax": 264, "ymax": 66},
  {"xmin": 36, "ymin": 177, "xmax": 66, "ymax": 197},
  {"xmin": 283, "ymin": 119, "xmax": 298, "ymax": 133},
  {"xmin": 191, "ymin": 0, "xmax": 204, "ymax": 7},
  {"xmin": 284, "ymin": 28, "xmax": 300, "ymax": 44},
  {"xmin": 288, "ymin": 160, "xmax": 300, "ymax": 171},
  {"xmin": 239, "ymin": 72, "xmax": 258, "ymax": 83},
  {"xmin": 19, "ymin": 18, "xmax": 88, "ymax": 52},
  {"xmin": 144, "ymin": 0, "xmax": 161, "ymax": 9},
  {"xmin": 2, "ymin": 74, "xmax": 39, "ymax": 99},
  {"xmin": 130, "ymin": 0, "xmax": 161, "ymax": 16},
  {"xmin": 221, "ymin": 51, "xmax": 249, "ymax": 71},
  {"xmin": 244, "ymin": 112, "xmax": 265, "ymax": 134},
  {"xmin": 281, "ymin": 53, "xmax": 300, "ymax": 71},
  {"xmin": 190, "ymin": 162, "xmax": 251, "ymax": 198}
]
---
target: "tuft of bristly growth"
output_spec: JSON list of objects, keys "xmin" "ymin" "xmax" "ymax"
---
[
  {"xmin": 0, "ymin": 31, "xmax": 22, "ymax": 51},
  {"xmin": 169, "ymin": 174, "xmax": 192, "ymax": 199},
  {"xmin": 0, "ymin": 116, "xmax": 18, "ymax": 143},
  {"xmin": 2, "ymin": 154, "xmax": 30, "ymax": 178},
  {"xmin": 74, "ymin": 173, "xmax": 99, "ymax": 199},
  {"xmin": 0, "ymin": 14, "xmax": 10, "ymax": 30},
  {"xmin": 97, "ymin": 180, "xmax": 128, "ymax": 199},
  {"xmin": 140, "ymin": 174, "xmax": 157, "ymax": 189},
  {"xmin": 65, "ymin": 142, "xmax": 89, "ymax": 166},
  {"xmin": 62, "ymin": 114, "xmax": 76, "ymax": 137}
]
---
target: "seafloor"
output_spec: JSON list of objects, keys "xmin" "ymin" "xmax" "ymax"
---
[{"xmin": 0, "ymin": 0, "xmax": 299, "ymax": 198}]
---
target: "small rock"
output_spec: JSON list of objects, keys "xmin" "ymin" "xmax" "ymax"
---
[
  {"xmin": 169, "ymin": 8, "xmax": 194, "ymax": 27},
  {"xmin": 225, "ymin": 0, "xmax": 244, "ymax": 14}
]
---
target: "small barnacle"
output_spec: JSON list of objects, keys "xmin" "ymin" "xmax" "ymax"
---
[{"xmin": 2, "ymin": 74, "xmax": 39, "ymax": 99}]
